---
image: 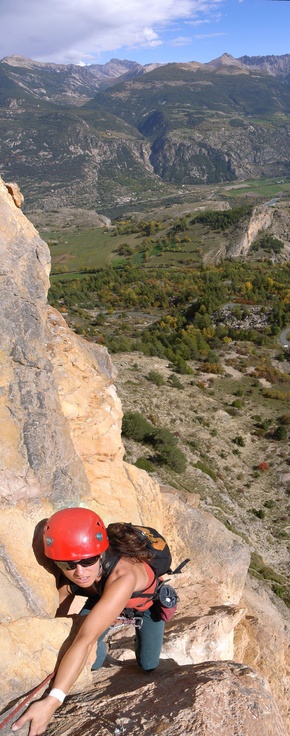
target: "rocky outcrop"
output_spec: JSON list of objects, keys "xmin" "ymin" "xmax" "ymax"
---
[
  {"xmin": 45, "ymin": 661, "xmax": 287, "ymax": 736},
  {"xmin": 239, "ymin": 54, "xmax": 290, "ymax": 79},
  {"xmin": 0, "ymin": 178, "xmax": 289, "ymax": 734},
  {"xmin": 228, "ymin": 205, "xmax": 275, "ymax": 256},
  {"xmin": 4, "ymin": 181, "xmax": 24, "ymax": 208},
  {"xmin": 227, "ymin": 203, "xmax": 290, "ymax": 259},
  {"xmin": 27, "ymin": 207, "xmax": 111, "ymax": 230},
  {"xmin": 235, "ymin": 578, "xmax": 290, "ymax": 730}
]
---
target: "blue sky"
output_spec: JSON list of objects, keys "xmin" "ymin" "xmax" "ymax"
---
[{"xmin": 0, "ymin": 0, "xmax": 289, "ymax": 66}]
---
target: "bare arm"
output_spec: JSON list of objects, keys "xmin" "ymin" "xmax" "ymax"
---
[
  {"xmin": 55, "ymin": 581, "xmax": 75, "ymax": 618},
  {"xmin": 12, "ymin": 570, "xmax": 137, "ymax": 736}
]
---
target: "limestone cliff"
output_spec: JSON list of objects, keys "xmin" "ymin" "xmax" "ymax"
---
[
  {"xmin": 0, "ymin": 179, "xmax": 289, "ymax": 735},
  {"xmin": 227, "ymin": 204, "xmax": 290, "ymax": 259},
  {"xmin": 228, "ymin": 205, "xmax": 275, "ymax": 257}
]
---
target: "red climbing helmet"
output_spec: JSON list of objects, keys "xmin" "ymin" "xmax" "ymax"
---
[{"xmin": 43, "ymin": 507, "xmax": 109, "ymax": 560}]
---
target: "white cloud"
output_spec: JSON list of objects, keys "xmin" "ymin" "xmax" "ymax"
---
[
  {"xmin": 171, "ymin": 36, "xmax": 193, "ymax": 47},
  {"xmin": 0, "ymin": 0, "xmax": 225, "ymax": 64},
  {"xmin": 194, "ymin": 32, "xmax": 226, "ymax": 40}
]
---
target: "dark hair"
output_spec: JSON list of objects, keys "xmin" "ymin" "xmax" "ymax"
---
[{"xmin": 107, "ymin": 523, "xmax": 154, "ymax": 564}]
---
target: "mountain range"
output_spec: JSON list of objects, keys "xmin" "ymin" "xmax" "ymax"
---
[{"xmin": 0, "ymin": 53, "xmax": 290, "ymax": 211}]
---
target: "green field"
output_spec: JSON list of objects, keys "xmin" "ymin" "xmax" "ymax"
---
[
  {"xmin": 45, "ymin": 227, "xmax": 137, "ymax": 274},
  {"xmin": 221, "ymin": 176, "xmax": 290, "ymax": 200},
  {"xmin": 43, "ymin": 178, "xmax": 290, "ymax": 281}
]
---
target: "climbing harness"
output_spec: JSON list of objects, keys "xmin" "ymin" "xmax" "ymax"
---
[{"xmin": 110, "ymin": 615, "xmax": 143, "ymax": 631}]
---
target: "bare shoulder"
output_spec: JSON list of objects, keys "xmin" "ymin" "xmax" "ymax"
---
[{"xmin": 105, "ymin": 557, "xmax": 148, "ymax": 592}]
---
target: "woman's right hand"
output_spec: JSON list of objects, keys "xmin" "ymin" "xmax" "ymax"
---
[{"xmin": 12, "ymin": 696, "xmax": 61, "ymax": 736}]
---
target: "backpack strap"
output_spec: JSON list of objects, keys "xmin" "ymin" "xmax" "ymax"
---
[
  {"xmin": 169, "ymin": 558, "xmax": 190, "ymax": 575},
  {"xmin": 101, "ymin": 548, "xmax": 120, "ymax": 578}
]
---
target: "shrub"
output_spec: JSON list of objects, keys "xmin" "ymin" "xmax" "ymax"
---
[
  {"xmin": 252, "ymin": 470, "xmax": 260, "ymax": 478},
  {"xmin": 91, "ymin": 312, "xmax": 106, "ymax": 326},
  {"xmin": 257, "ymin": 461, "xmax": 270, "ymax": 472},
  {"xmin": 123, "ymin": 416, "xmax": 187, "ymax": 473},
  {"xmin": 251, "ymin": 233, "xmax": 284, "ymax": 254},
  {"xmin": 278, "ymin": 414, "xmax": 290, "ymax": 426},
  {"xmin": 147, "ymin": 370, "xmax": 165, "ymax": 386},
  {"xmin": 250, "ymin": 508, "xmax": 266, "ymax": 519},
  {"xmin": 233, "ymin": 435, "xmax": 245, "ymax": 447},
  {"xmin": 150, "ymin": 426, "xmax": 186, "ymax": 473},
  {"xmin": 195, "ymin": 460, "xmax": 217, "ymax": 481},
  {"xmin": 273, "ymin": 425, "xmax": 288, "ymax": 441},
  {"xmin": 167, "ymin": 374, "xmax": 184, "ymax": 390},
  {"xmin": 122, "ymin": 411, "xmax": 153, "ymax": 442},
  {"xmin": 158, "ymin": 444, "xmax": 187, "ymax": 473},
  {"xmin": 232, "ymin": 399, "xmax": 243, "ymax": 409},
  {"xmin": 264, "ymin": 499, "xmax": 275, "ymax": 509},
  {"xmin": 134, "ymin": 457, "xmax": 155, "ymax": 472},
  {"xmin": 168, "ymin": 357, "xmax": 194, "ymax": 375},
  {"xmin": 249, "ymin": 553, "xmax": 287, "ymax": 590},
  {"xmin": 271, "ymin": 584, "xmax": 290, "ymax": 606},
  {"xmin": 152, "ymin": 427, "xmax": 177, "ymax": 449},
  {"xmin": 200, "ymin": 362, "xmax": 222, "ymax": 374}
]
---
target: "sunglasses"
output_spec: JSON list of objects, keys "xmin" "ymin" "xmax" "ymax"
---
[{"xmin": 55, "ymin": 555, "xmax": 100, "ymax": 571}]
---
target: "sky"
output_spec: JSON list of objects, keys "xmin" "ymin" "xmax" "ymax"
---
[{"xmin": 0, "ymin": 0, "xmax": 289, "ymax": 68}]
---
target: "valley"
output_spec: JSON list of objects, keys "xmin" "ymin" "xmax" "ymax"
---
[
  {"xmin": 1, "ymin": 51, "xmax": 290, "ymax": 613},
  {"xmin": 42, "ymin": 184, "xmax": 290, "ymax": 612}
]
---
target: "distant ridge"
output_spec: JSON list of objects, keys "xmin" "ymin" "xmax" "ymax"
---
[
  {"xmin": 206, "ymin": 53, "xmax": 250, "ymax": 73},
  {"xmin": 238, "ymin": 53, "xmax": 290, "ymax": 79},
  {"xmin": 2, "ymin": 52, "xmax": 290, "ymax": 87},
  {"xmin": 1, "ymin": 52, "xmax": 290, "ymax": 210}
]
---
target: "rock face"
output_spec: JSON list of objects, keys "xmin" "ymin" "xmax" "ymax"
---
[
  {"xmin": 44, "ymin": 661, "xmax": 287, "ymax": 736},
  {"xmin": 239, "ymin": 53, "xmax": 290, "ymax": 79},
  {"xmin": 0, "ymin": 176, "xmax": 90, "ymax": 509},
  {"xmin": 0, "ymin": 178, "xmax": 289, "ymax": 735},
  {"xmin": 228, "ymin": 205, "xmax": 274, "ymax": 256},
  {"xmin": 0, "ymin": 55, "xmax": 144, "ymax": 106},
  {"xmin": 235, "ymin": 578, "xmax": 290, "ymax": 730}
]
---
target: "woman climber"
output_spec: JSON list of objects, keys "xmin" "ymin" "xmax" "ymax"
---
[{"xmin": 12, "ymin": 507, "xmax": 166, "ymax": 736}]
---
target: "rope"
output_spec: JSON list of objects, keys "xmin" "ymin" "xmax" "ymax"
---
[{"xmin": 0, "ymin": 672, "xmax": 55, "ymax": 731}]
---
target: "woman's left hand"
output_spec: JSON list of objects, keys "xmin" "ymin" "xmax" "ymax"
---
[{"xmin": 12, "ymin": 696, "xmax": 61, "ymax": 736}]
